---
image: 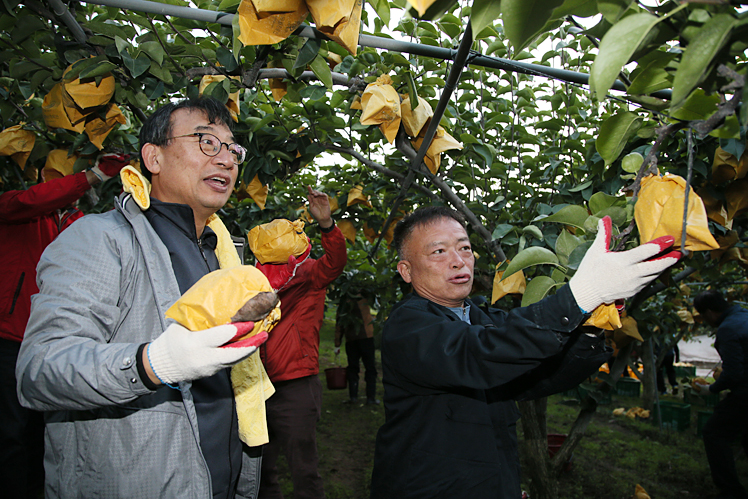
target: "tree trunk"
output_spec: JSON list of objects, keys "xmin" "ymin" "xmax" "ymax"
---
[
  {"xmin": 640, "ymin": 338, "xmax": 657, "ymax": 411},
  {"xmin": 518, "ymin": 398, "xmax": 557, "ymax": 499}
]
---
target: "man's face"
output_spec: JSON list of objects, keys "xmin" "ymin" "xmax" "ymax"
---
[
  {"xmin": 146, "ymin": 108, "xmax": 238, "ymax": 226},
  {"xmin": 397, "ymin": 217, "xmax": 474, "ymax": 308}
]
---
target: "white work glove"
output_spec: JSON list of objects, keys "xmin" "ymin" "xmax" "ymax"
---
[
  {"xmin": 334, "ymin": 347, "xmax": 341, "ymax": 356},
  {"xmin": 89, "ymin": 152, "xmax": 131, "ymax": 182},
  {"xmin": 147, "ymin": 322, "xmax": 268, "ymax": 385},
  {"xmin": 694, "ymin": 382, "xmax": 712, "ymax": 396},
  {"xmin": 569, "ymin": 216, "xmax": 681, "ymax": 313}
]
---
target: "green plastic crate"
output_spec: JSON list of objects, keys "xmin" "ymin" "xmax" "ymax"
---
[
  {"xmin": 614, "ymin": 377, "xmax": 641, "ymax": 397},
  {"xmin": 696, "ymin": 410, "xmax": 713, "ymax": 437},
  {"xmin": 654, "ymin": 401, "xmax": 691, "ymax": 432},
  {"xmin": 674, "ymin": 365, "xmax": 697, "ymax": 377}
]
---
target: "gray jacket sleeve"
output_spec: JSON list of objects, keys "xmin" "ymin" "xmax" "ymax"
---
[{"xmin": 16, "ymin": 213, "xmax": 162, "ymax": 411}]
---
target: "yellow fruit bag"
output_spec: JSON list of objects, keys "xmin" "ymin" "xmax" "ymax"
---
[{"xmin": 247, "ymin": 219, "xmax": 309, "ymax": 265}]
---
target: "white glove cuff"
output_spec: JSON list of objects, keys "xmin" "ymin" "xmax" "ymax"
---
[
  {"xmin": 569, "ymin": 277, "xmax": 601, "ymax": 314},
  {"xmin": 147, "ymin": 342, "xmax": 180, "ymax": 387}
]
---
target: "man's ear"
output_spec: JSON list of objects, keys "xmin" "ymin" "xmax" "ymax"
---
[
  {"xmin": 140, "ymin": 143, "xmax": 161, "ymax": 176},
  {"xmin": 397, "ymin": 260, "xmax": 412, "ymax": 283}
]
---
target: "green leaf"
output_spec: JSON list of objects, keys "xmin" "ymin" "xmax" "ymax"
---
[
  {"xmin": 470, "ymin": 0, "xmax": 502, "ymax": 40},
  {"xmin": 521, "ymin": 276, "xmax": 558, "ymax": 306},
  {"xmin": 596, "ymin": 112, "xmax": 642, "ymax": 166},
  {"xmin": 589, "ymin": 191, "xmax": 624, "ymax": 214},
  {"xmin": 555, "ymin": 229, "xmax": 584, "ymax": 266},
  {"xmin": 502, "ymin": 0, "xmax": 565, "ymax": 52},
  {"xmin": 405, "ymin": 71, "xmax": 419, "ymax": 109},
  {"xmin": 671, "ymin": 14, "xmax": 738, "ymax": 108},
  {"xmin": 589, "ymin": 13, "xmax": 661, "ymax": 101},
  {"xmin": 522, "ymin": 224, "xmax": 544, "ymax": 240},
  {"xmin": 216, "ymin": 46, "xmax": 239, "ymax": 72},
  {"xmin": 492, "ymin": 224, "xmax": 515, "ymax": 240},
  {"xmin": 293, "ymin": 37, "xmax": 322, "ymax": 71},
  {"xmin": 669, "ymin": 89, "xmax": 720, "ymax": 121},
  {"xmin": 568, "ymin": 241, "xmax": 592, "ymax": 270},
  {"xmin": 537, "ymin": 205, "xmax": 589, "ymax": 228},
  {"xmin": 503, "ymin": 247, "xmax": 559, "ymax": 280},
  {"xmin": 621, "ymin": 152, "xmax": 643, "ymax": 173},
  {"xmin": 550, "ymin": 0, "xmax": 598, "ymax": 18},
  {"xmin": 309, "ymin": 55, "xmax": 333, "ymax": 89},
  {"xmin": 79, "ymin": 61, "xmax": 117, "ymax": 79},
  {"xmin": 139, "ymin": 41, "xmax": 165, "ymax": 66}
]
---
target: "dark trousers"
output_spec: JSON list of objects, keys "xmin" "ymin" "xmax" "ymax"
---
[
  {"xmin": 345, "ymin": 337, "xmax": 377, "ymax": 401},
  {"xmin": 702, "ymin": 391, "xmax": 748, "ymax": 499},
  {"xmin": 259, "ymin": 375, "xmax": 325, "ymax": 499},
  {"xmin": 657, "ymin": 351, "xmax": 677, "ymax": 393},
  {"xmin": 0, "ymin": 339, "xmax": 44, "ymax": 499}
]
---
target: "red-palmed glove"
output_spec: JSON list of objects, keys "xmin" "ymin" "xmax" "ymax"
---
[
  {"xmin": 147, "ymin": 322, "xmax": 268, "ymax": 385},
  {"xmin": 90, "ymin": 152, "xmax": 131, "ymax": 182},
  {"xmin": 569, "ymin": 216, "xmax": 682, "ymax": 313}
]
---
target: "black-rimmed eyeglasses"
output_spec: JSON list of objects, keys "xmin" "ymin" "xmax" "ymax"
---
[{"xmin": 167, "ymin": 133, "xmax": 247, "ymax": 164}]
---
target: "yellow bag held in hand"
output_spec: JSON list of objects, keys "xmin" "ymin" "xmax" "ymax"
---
[
  {"xmin": 247, "ymin": 219, "xmax": 310, "ymax": 265},
  {"xmin": 165, "ymin": 266, "xmax": 281, "ymax": 340}
]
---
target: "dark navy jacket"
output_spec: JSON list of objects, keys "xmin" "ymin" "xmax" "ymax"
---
[
  {"xmin": 711, "ymin": 305, "xmax": 748, "ymax": 396},
  {"xmin": 370, "ymin": 286, "xmax": 611, "ymax": 499}
]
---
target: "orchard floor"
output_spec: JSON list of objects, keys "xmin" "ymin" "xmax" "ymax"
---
[{"xmin": 270, "ymin": 316, "xmax": 748, "ymax": 499}]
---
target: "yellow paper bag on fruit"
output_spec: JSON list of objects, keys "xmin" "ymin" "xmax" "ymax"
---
[
  {"xmin": 635, "ymin": 173, "xmax": 719, "ymax": 251},
  {"xmin": 492, "ymin": 263, "xmax": 526, "ymax": 304},
  {"xmin": 199, "ymin": 75, "xmax": 241, "ymax": 122},
  {"xmin": 64, "ymin": 71, "xmax": 115, "ymax": 109},
  {"xmin": 42, "ymin": 84, "xmax": 84, "ymax": 133},
  {"xmin": 347, "ymin": 184, "xmax": 372, "ymax": 208},
  {"xmin": 676, "ymin": 308, "xmax": 694, "ymax": 324},
  {"xmin": 711, "ymin": 146, "xmax": 748, "ymax": 184},
  {"xmin": 237, "ymin": 0, "xmax": 308, "ymax": 46},
  {"xmin": 360, "ymin": 75, "xmax": 401, "ymax": 144},
  {"xmin": 308, "ymin": 0, "xmax": 362, "ymax": 55},
  {"xmin": 247, "ymin": 219, "xmax": 310, "ymax": 264},
  {"xmin": 411, "ymin": 126, "xmax": 463, "ymax": 174},
  {"xmin": 698, "ymin": 188, "xmax": 731, "ymax": 229},
  {"xmin": 337, "ymin": 219, "xmax": 356, "ymax": 243},
  {"xmin": 165, "ymin": 266, "xmax": 281, "ymax": 336},
  {"xmin": 633, "ymin": 484, "xmax": 651, "ymax": 499},
  {"xmin": 409, "ymin": 0, "xmax": 439, "ymax": 16},
  {"xmin": 725, "ymin": 178, "xmax": 748, "ymax": 221},
  {"xmin": 0, "ymin": 125, "xmax": 35, "ymax": 168},
  {"xmin": 363, "ymin": 222, "xmax": 377, "ymax": 243},
  {"xmin": 401, "ymin": 95, "xmax": 433, "ymax": 137},
  {"xmin": 584, "ymin": 303, "xmax": 622, "ymax": 330},
  {"xmin": 43, "ymin": 149, "xmax": 77, "ymax": 178},
  {"xmin": 243, "ymin": 175, "xmax": 268, "ymax": 210},
  {"xmin": 84, "ymin": 104, "xmax": 127, "ymax": 149}
]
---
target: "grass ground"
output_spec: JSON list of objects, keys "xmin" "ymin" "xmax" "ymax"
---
[{"xmin": 272, "ymin": 311, "xmax": 748, "ymax": 499}]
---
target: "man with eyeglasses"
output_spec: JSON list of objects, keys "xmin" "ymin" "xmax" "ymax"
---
[{"xmin": 17, "ymin": 97, "xmax": 272, "ymax": 499}]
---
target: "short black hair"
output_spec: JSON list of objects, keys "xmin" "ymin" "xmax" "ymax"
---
[
  {"xmin": 139, "ymin": 97, "xmax": 234, "ymax": 181},
  {"xmin": 392, "ymin": 206, "xmax": 466, "ymax": 260},
  {"xmin": 694, "ymin": 289, "xmax": 729, "ymax": 314}
]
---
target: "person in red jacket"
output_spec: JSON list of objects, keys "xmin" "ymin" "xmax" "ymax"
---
[
  {"xmin": 0, "ymin": 154, "xmax": 128, "ymax": 499},
  {"xmin": 256, "ymin": 186, "xmax": 347, "ymax": 499}
]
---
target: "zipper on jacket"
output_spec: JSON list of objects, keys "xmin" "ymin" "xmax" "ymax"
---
[
  {"xmin": 9, "ymin": 272, "xmax": 25, "ymax": 314},
  {"xmin": 197, "ymin": 238, "xmax": 210, "ymax": 271}
]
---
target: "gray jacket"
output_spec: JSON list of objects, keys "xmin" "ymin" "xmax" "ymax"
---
[{"xmin": 16, "ymin": 193, "xmax": 260, "ymax": 498}]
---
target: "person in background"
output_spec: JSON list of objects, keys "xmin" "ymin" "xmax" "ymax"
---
[
  {"xmin": 255, "ymin": 187, "xmax": 347, "ymax": 499},
  {"xmin": 657, "ymin": 343, "xmax": 680, "ymax": 395},
  {"xmin": 16, "ymin": 97, "xmax": 272, "ymax": 498},
  {"xmin": 0, "ymin": 154, "xmax": 127, "ymax": 499},
  {"xmin": 334, "ymin": 293, "xmax": 379, "ymax": 405},
  {"xmin": 693, "ymin": 289, "xmax": 748, "ymax": 499},
  {"xmin": 370, "ymin": 206, "xmax": 681, "ymax": 499}
]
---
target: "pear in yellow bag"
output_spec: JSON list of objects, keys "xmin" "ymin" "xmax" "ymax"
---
[
  {"xmin": 635, "ymin": 173, "xmax": 719, "ymax": 251},
  {"xmin": 165, "ymin": 266, "xmax": 281, "ymax": 341},
  {"xmin": 248, "ymin": 219, "xmax": 310, "ymax": 265}
]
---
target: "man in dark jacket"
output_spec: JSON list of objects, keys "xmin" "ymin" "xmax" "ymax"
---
[
  {"xmin": 0, "ymin": 156, "xmax": 126, "ymax": 499},
  {"xmin": 370, "ymin": 206, "xmax": 681, "ymax": 499},
  {"xmin": 693, "ymin": 290, "xmax": 748, "ymax": 499}
]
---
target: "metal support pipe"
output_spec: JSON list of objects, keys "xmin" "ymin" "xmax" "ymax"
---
[
  {"xmin": 47, "ymin": 0, "xmax": 88, "ymax": 44},
  {"xmin": 81, "ymin": 0, "xmax": 672, "ymax": 100}
]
